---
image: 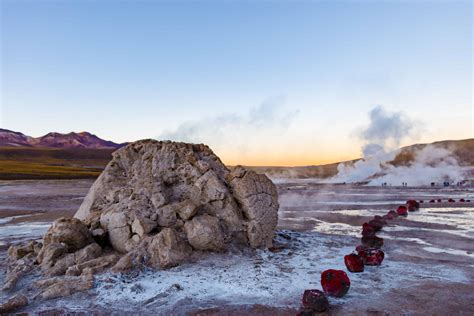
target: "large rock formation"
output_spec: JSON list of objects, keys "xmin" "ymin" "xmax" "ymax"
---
[
  {"xmin": 1, "ymin": 140, "xmax": 279, "ymax": 311},
  {"xmin": 75, "ymin": 140, "xmax": 279, "ymax": 264}
]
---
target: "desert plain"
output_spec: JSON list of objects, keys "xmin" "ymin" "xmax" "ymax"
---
[{"xmin": 0, "ymin": 178, "xmax": 472, "ymax": 315}]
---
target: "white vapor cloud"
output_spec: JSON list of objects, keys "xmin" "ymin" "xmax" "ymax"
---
[
  {"xmin": 159, "ymin": 96, "xmax": 299, "ymax": 162},
  {"xmin": 358, "ymin": 105, "xmax": 417, "ymax": 156},
  {"xmin": 330, "ymin": 106, "xmax": 466, "ymax": 186}
]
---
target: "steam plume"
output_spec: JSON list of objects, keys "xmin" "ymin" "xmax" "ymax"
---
[{"xmin": 331, "ymin": 106, "xmax": 466, "ymax": 186}]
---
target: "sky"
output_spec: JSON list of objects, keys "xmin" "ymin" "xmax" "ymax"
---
[{"xmin": 1, "ymin": 0, "xmax": 472, "ymax": 166}]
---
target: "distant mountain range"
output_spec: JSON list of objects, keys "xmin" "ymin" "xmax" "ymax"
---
[
  {"xmin": 0, "ymin": 128, "xmax": 124, "ymax": 149},
  {"xmin": 0, "ymin": 128, "xmax": 472, "ymax": 180}
]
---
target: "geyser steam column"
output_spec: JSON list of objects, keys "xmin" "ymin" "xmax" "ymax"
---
[{"xmin": 75, "ymin": 139, "xmax": 279, "ymax": 268}]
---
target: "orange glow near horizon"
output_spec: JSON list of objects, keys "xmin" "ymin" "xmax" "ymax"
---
[{"xmin": 217, "ymin": 151, "xmax": 359, "ymax": 167}]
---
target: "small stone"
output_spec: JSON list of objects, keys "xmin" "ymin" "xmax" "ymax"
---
[
  {"xmin": 301, "ymin": 289, "xmax": 329, "ymax": 312},
  {"xmin": 396, "ymin": 205, "xmax": 408, "ymax": 216},
  {"xmin": 321, "ymin": 269, "xmax": 350, "ymax": 297},
  {"xmin": 364, "ymin": 249, "xmax": 385, "ymax": 266},
  {"xmin": 406, "ymin": 200, "xmax": 420, "ymax": 211},
  {"xmin": 344, "ymin": 253, "xmax": 364, "ymax": 273},
  {"xmin": 386, "ymin": 210, "xmax": 398, "ymax": 219}
]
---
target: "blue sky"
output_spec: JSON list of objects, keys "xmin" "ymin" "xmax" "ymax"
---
[{"xmin": 1, "ymin": 0, "xmax": 472, "ymax": 165}]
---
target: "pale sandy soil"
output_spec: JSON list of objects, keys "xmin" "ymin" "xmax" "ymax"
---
[{"xmin": 0, "ymin": 180, "xmax": 473, "ymax": 315}]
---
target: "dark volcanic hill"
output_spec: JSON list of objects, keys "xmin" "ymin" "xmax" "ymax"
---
[{"xmin": 0, "ymin": 129, "xmax": 123, "ymax": 149}]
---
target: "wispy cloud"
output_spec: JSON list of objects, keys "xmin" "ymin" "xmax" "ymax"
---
[{"xmin": 159, "ymin": 96, "xmax": 299, "ymax": 161}]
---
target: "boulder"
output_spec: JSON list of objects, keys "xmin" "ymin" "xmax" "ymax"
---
[
  {"xmin": 228, "ymin": 166, "xmax": 279, "ymax": 248},
  {"xmin": 184, "ymin": 214, "xmax": 225, "ymax": 251},
  {"xmin": 72, "ymin": 140, "xmax": 278, "ymax": 267},
  {"xmin": 320, "ymin": 269, "xmax": 350, "ymax": 297},
  {"xmin": 43, "ymin": 217, "xmax": 92, "ymax": 252},
  {"xmin": 148, "ymin": 228, "xmax": 192, "ymax": 268}
]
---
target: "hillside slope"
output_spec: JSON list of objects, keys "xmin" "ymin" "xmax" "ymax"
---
[{"xmin": 0, "ymin": 129, "xmax": 123, "ymax": 149}]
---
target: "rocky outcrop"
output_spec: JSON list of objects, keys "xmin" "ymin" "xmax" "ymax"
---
[
  {"xmin": 75, "ymin": 140, "xmax": 279, "ymax": 261},
  {"xmin": 1, "ymin": 140, "xmax": 279, "ymax": 312}
]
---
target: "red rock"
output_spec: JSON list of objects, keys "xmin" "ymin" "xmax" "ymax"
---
[
  {"xmin": 373, "ymin": 215, "xmax": 387, "ymax": 225},
  {"xmin": 321, "ymin": 269, "xmax": 350, "ymax": 297},
  {"xmin": 459, "ymin": 199, "xmax": 465, "ymax": 202},
  {"xmin": 396, "ymin": 206, "xmax": 408, "ymax": 216},
  {"xmin": 406, "ymin": 200, "xmax": 420, "ymax": 211},
  {"xmin": 429, "ymin": 200, "xmax": 435, "ymax": 203},
  {"xmin": 301, "ymin": 289, "xmax": 329, "ymax": 312},
  {"xmin": 362, "ymin": 224, "xmax": 376, "ymax": 237},
  {"xmin": 419, "ymin": 200, "xmax": 424, "ymax": 203},
  {"xmin": 448, "ymin": 198, "xmax": 455, "ymax": 203},
  {"xmin": 362, "ymin": 223, "xmax": 372, "ymax": 230},
  {"xmin": 364, "ymin": 249, "xmax": 385, "ymax": 266},
  {"xmin": 368, "ymin": 219, "xmax": 384, "ymax": 231},
  {"xmin": 361, "ymin": 235, "xmax": 384, "ymax": 249},
  {"xmin": 344, "ymin": 253, "xmax": 364, "ymax": 273},
  {"xmin": 386, "ymin": 210, "xmax": 398, "ymax": 219}
]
